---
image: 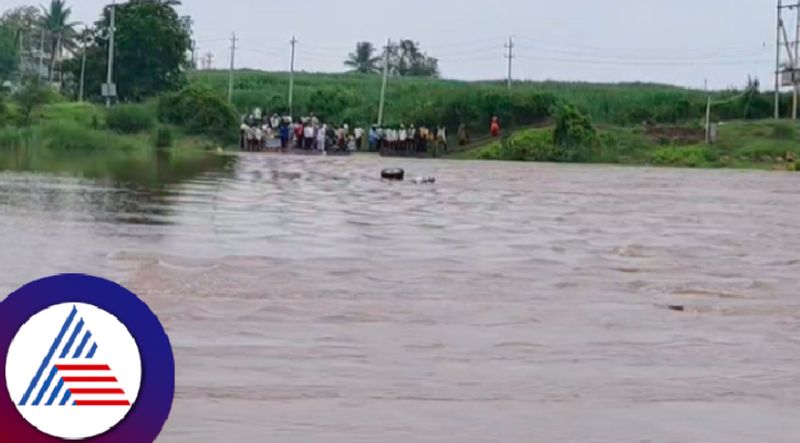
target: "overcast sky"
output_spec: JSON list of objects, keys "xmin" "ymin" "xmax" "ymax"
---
[{"xmin": 1, "ymin": 0, "xmax": 780, "ymax": 89}]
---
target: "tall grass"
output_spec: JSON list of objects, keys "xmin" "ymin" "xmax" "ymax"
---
[
  {"xmin": 0, "ymin": 120, "xmax": 148, "ymax": 151},
  {"xmin": 191, "ymin": 70, "xmax": 782, "ymax": 130}
]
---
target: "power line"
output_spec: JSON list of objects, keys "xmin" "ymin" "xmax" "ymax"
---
[
  {"xmin": 426, "ymin": 37, "xmax": 506, "ymax": 50},
  {"xmin": 515, "ymin": 45, "xmax": 768, "ymax": 60},
  {"xmin": 514, "ymin": 43, "xmax": 769, "ymax": 62},
  {"xmin": 515, "ymin": 35, "xmax": 769, "ymax": 56},
  {"xmin": 516, "ymin": 54, "xmax": 772, "ymax": 67}
]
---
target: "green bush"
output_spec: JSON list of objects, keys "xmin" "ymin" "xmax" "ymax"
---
[
  {"xmin": 39, "ymin": 121, "xmax": 141, "ymax": 152},
  {"xmin": 598, "ymin": 128, "xmax": 656, "ymax": 163},
  {"xmin": 106, "ymin": 105, "xmax": 155, "ymax": 134},
  {"xmin": 14, "ymin": 77, "xmax": 56, "ymax": 126},
  {"xmin": 506, "ymin": 129, "xmax": 557, "ymax": 161},
  {"xmin": 770, "ymin": 123, "xmax": 795, "ymax": 140},
  {"xmin": 650, "ymin": 146, "xmax": 711, "ymax": 167},
  {"xmin": 735, "ymin": 141, "xmax": 794, "ymax": 161},
  {"xmin": 153, "ymin": 126, "xmax": 173, "ymax": 148},
  {"xmin": 158, "ymin": 84, "xmax": 238, "ymax": 142},
  {"xmin": 0, "ymin": 126, "xmax": 28, "ymax": 149},
  {"xmin": 552, "ymin": 105, "xmax": 599, "ymax": 162}
]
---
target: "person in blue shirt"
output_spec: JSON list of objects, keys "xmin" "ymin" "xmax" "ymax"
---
[
  {"xmin": 368, "ymin": 126, "xmax": 379, "ymax": 152},
  {"xmin": 279, "ymin": 122, "xmax": 290, "ymax": 149}
]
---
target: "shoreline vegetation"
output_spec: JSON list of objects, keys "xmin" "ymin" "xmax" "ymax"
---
[
  {"xmin": 2, "ymin": 72, "xmax": 800, "ymax": 173},
  {"xmin": 1, "ymin": 0, "xmax": 798, "ymax": 173}
]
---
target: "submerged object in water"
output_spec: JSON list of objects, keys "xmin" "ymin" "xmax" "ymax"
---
[
  {"xmin": 412, "ymin": 177, "xmax": 436, "ymax": 184},
  {"xmin": 381, "ymin": 168, "xmax": 405, "ymax": 181}
]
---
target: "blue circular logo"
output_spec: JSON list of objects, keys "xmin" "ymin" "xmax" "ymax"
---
[{"xmin": 0, "ymin": 274, "xmax": 175, "ymax": 442}]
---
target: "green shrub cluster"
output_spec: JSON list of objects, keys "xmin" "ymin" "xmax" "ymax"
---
[
  {"xmin": 649, "ymin": 146, "xmax": 713, "ymax": 167},
  {"xmin": 40, "ymin": 121, "xmax": 141, "ymax": 151},
  {"xmin": 552, "ymin": 105, "xmax": 599, "ymax": 162},
  {"xmin": 0, "ymin": 125, "xmax": 27, "ymax": 149},
  {"xmin": 154, "ymin": 126, "xmax": 173, "ymax": 148},
  {"xmin": 106, "ymin": 105, "xmax": 155, "ymax": 134},
  {"xmin": 0, "ymin": 121, "xmax": 143, "ymax": 152},
  {"xmin": 158, "ymin": 85, "xmax": 238, "ymax": 142},
  {"xmin": 0, "ymin": 92, "xmax": 6, "ymax": 126},
  {"xmin": 14, "ymin": 77, "xmax": 58, "ymax": 126},
  {"xmin": 770, "ymin": 123, "xmax": 796, "ymax": 140}
]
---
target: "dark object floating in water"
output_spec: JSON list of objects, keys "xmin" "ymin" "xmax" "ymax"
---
[
  {"xmin": 381, "ymin": 168, "xmax": 405, "ymax": 181},
  {"xmin": 412, "ymin": 177, "xmax": 436, "ymax": 184},
  {"xmin": 668, "ymin": 305, "xmax": 685, "ymax": 312}
]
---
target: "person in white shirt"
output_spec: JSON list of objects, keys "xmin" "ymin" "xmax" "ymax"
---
[
  {"xmin": 270, "ymin": 114, "xmax": 280, "ymax": 130},
  {"xmin": 303, "ymin": 124, "xmax": 315, "ymax": 150},
  {"xmin": 254, "ymin": 127, "xmax": 263, "ymax": 150},
  {"xmin": 408, "ymin": 125, "xmax": 416, "ymax": 151},
  {"xmin": 240, "ymin": 123, "xmax": 249, "ymax": 150},
  {"xmin": 317, "ymin": 124, "xmax": 327, "ymax": 152},
  {"xmin": 397, "ymin": 126, "xmax": 408, "ymax": 149},
  {"xmin": 354, "ymin": 127, "xmax": 364, "ymax": 150}
]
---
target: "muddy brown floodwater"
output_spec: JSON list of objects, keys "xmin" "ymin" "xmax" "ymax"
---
[{"xmin": 1, "ymin": 154, "xmax": 800, "ymax": 442}]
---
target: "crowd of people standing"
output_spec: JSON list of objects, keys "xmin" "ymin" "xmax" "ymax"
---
[
  {"xmin": 240, "ymin": 109, "xmax": 364, "ymax": 153},
  {"xmin": 239, "ymin": 107, "xmax": 502, "ymax": 155},
  {"xmin": 368, "ymin": 125, "xmax": 449, "ymax": 153}
]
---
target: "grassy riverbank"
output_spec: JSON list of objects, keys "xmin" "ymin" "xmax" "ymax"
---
[
  {"xmin": 0, "ymin": 101, "xmax": 234, "ymax": 185},
  {"xmin": 451, "ymin": 120, "xmax": 800, "ymax": 170}
]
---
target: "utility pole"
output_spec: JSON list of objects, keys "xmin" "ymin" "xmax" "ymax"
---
[
  {"xmin": 79, "ymin": 28, "xmax": 88, "ymax": 102},
  {"xmin": 505, "ymin": 36, "xmax": 515, "ymax": 90},
  {"xmin": 190, "ymin": 39, "xmax": 197, "ymax": 71},
  {"xmin": 704, "ymin": 79, "xmax": 711, "ymax": 144},
  {"xmin": 202, "ymin": 53, "xmax": 214, "ymax": 70},
  {"xmin": 794, "ymin": 2, "xmax": 800, "ymax": 120},
  {"xmin": 779, "ymin": 3, "xmax": 800, "ymax": 120},
  {"xmin": 16, "ymin": 28, "xmax": 23, "ymax": 73},
  {"xmin": 228, "ymin": 32, "xmax": 237, "ymax": 103},
  {"xmin": 105, "ymin": 1, "xmax": 117, "ymax": 108},
  {"xmin": 776, "ymin": 0, "xmax": 782, "ymax": 119},
  {"xmin": 38, "ymin": 28, "xmax": 45, "ymax": 81},
  {"xmin": 289, "ymin": 35, "xmax": 297, "ymax": 117},
  {"xmin": 377, "ymin": 39, "xmax": 391, "ymax": 126}
]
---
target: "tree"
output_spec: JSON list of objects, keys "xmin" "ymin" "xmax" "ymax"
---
[
  {"xmin": 0, "ymin": 6, "xmax": 42, "ymax": 47},
  {"xmin": 552, "ymin": 104, "xmax": 599, "ymax": 162},
  {"xmin": 0, "ymin": 24, "xmax": 18, "ymax": 85},
  {"xmin": 65, "ymin": 0, "xmax": 192, "ymax": 102},
  {"xmin": 1, "ymin": 7, "xmax": 42, "ymax": 82},
  {"xmin": 344, "ymin": 42, "xmax": 381, "ymax": 74},
  {"xmin": 40, "ymin": 0, "xmax": 80, "ymax": 81},
  {"xmin": 383, "ymin": 40, "xmax": 439, "ymax": 77},
  {"xmin": 14, "ymin": 76, "xmax": 53, "ymax": 125}
]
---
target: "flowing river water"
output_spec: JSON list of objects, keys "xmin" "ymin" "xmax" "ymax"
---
[{"xmin": 1, "ymin": 153, "xmax": 799, "ymax": 442}]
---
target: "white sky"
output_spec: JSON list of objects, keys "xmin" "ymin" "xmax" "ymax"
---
[{"xmin": 1, "ymin": 0, "xmax": 783, "ymax": 90}]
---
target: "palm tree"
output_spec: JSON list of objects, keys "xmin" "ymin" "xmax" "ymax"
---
[
  {"xmin": 40, "ymin": 0, "xmax": 79, "ymax": 81},
  {"xmin": 344, "ymin": 42, "xmax": 381, "ymax": 74}
]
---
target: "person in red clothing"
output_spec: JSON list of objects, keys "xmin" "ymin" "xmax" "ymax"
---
[
  {"xmin": 293, "ymin": 121, "xmax": 304, "ymax": 148},
  {"xmin": 490, "ymin": 116, "xmax": 501, "ymax": 137}
]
